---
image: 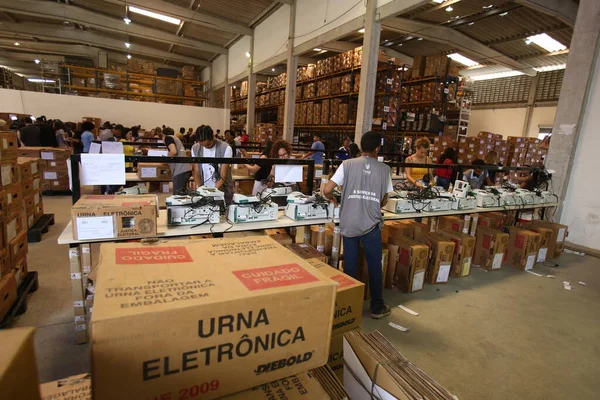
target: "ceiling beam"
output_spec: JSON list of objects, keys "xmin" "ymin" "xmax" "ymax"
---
[
  {"xmin": 0, "ymin": 0, "xmax": 226, "ymax": 54},
  {"xmin": 444, "ymin": 3, "xmax": 523, "ymax": 28},
  {"xmin": 515, "ymin": 0, "xmax": 577, "ymax": 27},
  {"xmin": 382, "ymin": 17, "xmax": 537, "ymax": 76},
  {"xmin": 0, "ymin": 22, "xmax": 211, "ymax": 66},
  {"xmin": 102, "ymin": 0, "xmax": 252, "ymax": 36},
  {"xmin": 274, "ymin": 0, "xmax": 293, "ymax": 4},
  {"xmin": 319, "ymin": 41, "xmax": 358, "ymax": 53},
  {"xmin": 380, "ymin": 48, "xmax": 414, "ymax": 66}
]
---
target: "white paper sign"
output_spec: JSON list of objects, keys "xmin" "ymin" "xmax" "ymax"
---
[
  {"xmin": 377, "ymin": 156, "xmax": 384, "ymax": 162},
  {"xmin": 81, "ymin": 154, "xmax": 126, "ymax": 185},
  {"xmin": 412, "ymin": 270, "xmax": 425, "ymax": 291},
  {"xmin": 525, "ymin": 254, "xmax": 536, "ymax": 271},
  {"xmin": 89, "ymin": 142, "xmax": 101, "ymax": 154},
  {"xmin": 76, "ymin": 216, "xmax": 115, "ymax": 240},
  {"xmin": 44, "ymin": 171, "xmax": 57, "ymax": 180},
  {"xmin": 40, "ymin": 151, "xmax": 54, "ymax": 160},
  {"xmin": 67, "ymin": 159, "xmax": 73, "ymax": 191},
  {"xmin": 148, "ymin": 149, "xmax": 169, "ymax": 157},
  {"xmin": 557, "ymin": 228, "xmax": 566, "ymax": 242},
  {"xmin": 436, "ymin": 262, "xmax": 451, "ymax": 283},
  {"xmin": 274, "ymin": 165, "xmax": 303, "ymax": 183},
  {"xmin": 140, "ymin": 167, "xmax": 157, "ymax": 178},
  {"xmin": 102, "ymin": 141, "xmax": 123, "ymax": 154},
  {"xmin": 73, "ymin": 300, "xmax": 84, "ymax": 308},
  {"xmin": 537, "ymin": 248, "xmax": 548, "ymax": 262},
  {"xmin": 315, "ymin": 169, "xmax": 323, "ymax": 178},
  {"xmin": 492, "ymin": 252, "xmax": 503, "ymax": 269}
]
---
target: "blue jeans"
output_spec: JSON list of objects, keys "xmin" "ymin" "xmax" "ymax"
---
[
  {"xmin": 343, "ymin": 225, "xmax": 384, "ymax": 313},
  {"xmin": 436, "ymin": 176, "xmax": 451, "ymax": 190}
]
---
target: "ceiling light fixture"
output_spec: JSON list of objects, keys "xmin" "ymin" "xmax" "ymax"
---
[
  {"xmin": 534, "ymin": 64, "xmax": 566, "ymax": 72},
  {"xmin": 14, "ymin": 42, "xmax": 20, "ymax": 46},
  {"xmin": 472, "ymin": 70, "xmax": 524, "ymax": 81},
  {"xmin": 125, "ymin": 42, "xmax": 131, "ymax": 48},
  {"xmin": 233, "ymin": 85, "xmax": 236, "ymax": 89},
  {"xmin": 432, "ymin": 0, "xmax": 446, "ymax": 3},
  {"xmin": 245, "ymin": 51, "xmax": 251, "ymax": 58},
  {"xmin": 128, "ymin": 6, "xmax": 181, "ymax": 25},
  {"xmin": 483, "ymin": 5, "xmax": 493, "ymax": 10},
  {"xmin": 123, "ymin": 17, "xmax": 131, "ymax": 24},
  {"xmin": 358, "ymin": 28, "xmax": 365, "ymax": 33},
  {"xmin": 446, "ymin": 6, "xmax": 453, "ymax": 12},
  {"xmin": 467, "ymin": 22, "xmax": 475, "ymax": 26},
  {"xmin": 313, "ymin": 48, "xmax": 322, "ymax": 52},
  {"xmin": 526, "ymin": 33, "xmax": 566, "ymax": 52},
  {"xmin": 271, "ymin": 68, "xmax": 275, "ymax": 72},
  {"xmin": 447, "ymin": 53, "xmax": 479, "ymax": 67},
  {"xmin": 417, "ymin": 37, "xmax": 424, "ymax": 41},
  {"xmin": 398, "ymin": 43, "xmax": 403, "ymax": 46},
  {"xmin": 499, "ymin": 12, "xmax": 508, "ymax": 17},
  {"xmin": 127, "ymin": 54, "xmax": 132, "ymax": 59},
  {"xmin": 34, "ymin": 58, "xmax": 40, "ymax": 64},
  {"xmin": 28, "ymin": 78, "xmax": 55, "ymax": 83}
]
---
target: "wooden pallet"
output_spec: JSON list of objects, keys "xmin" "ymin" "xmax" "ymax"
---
[
  {"xmin": 0, "ymin": 272, "xmax": 39, "ymax": 329},
  {"xmin": 27, "ymin": 214, "xmax": 55, "ymax": 243}
]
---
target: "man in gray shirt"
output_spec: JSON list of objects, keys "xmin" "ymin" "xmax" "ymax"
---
[{"xmin": 323, "ymin": 131, "xmax": 393, "ymax": 319}]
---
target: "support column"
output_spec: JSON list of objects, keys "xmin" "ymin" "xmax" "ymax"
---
[
  {"xmin": 521, "ymin": 73, "xmax": 539, "ymax": 137},
  {"xmin": 283, "ymin": 1, "xmax": 297, "ymax": 143},
  {"xmin": 223, "ymin": 54, "xmax": 231, "ymax": 129},
  {"xmin": 247, "ymin": 36, "xmax": 256, "ymax": 136},
  {"xmin": 545, "ymin": 0, "xmax": 600, "ymax": 219},
  {"xmin": 354, "ymin": 0, "xmax": 381, "ymax": 145}
]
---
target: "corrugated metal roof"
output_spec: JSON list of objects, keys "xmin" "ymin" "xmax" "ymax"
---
[
  {"xmin": 395, "ymin": 39, "xmax": 455, "ymax": 57},
  {"xmin": 129, "ymin": 37, "xmax": 173, "ymax": 52},
  {"xmin": 406, "ymin": 0, "xmax": 514, "ymax": 25},
  {"xmin": 181, "ymin": 23, "xmax": 236, "ymax": 46},
  {"xmin": 520, "ymin": 52, "xmax": 569, "ymax": 68},
  {"xmin": 198, "ymin": 0, "xmax": 274, "ymax": 26},
  {"xmin": 171, "ymin": 45, "xmax": 215, "ymax": 60}
]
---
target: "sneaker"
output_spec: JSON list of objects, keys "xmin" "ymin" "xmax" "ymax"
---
[{"xmin": 371, "ymin": 304, "xmax": 391, "ymax": 319}]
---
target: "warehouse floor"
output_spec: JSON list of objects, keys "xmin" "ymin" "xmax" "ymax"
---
[{"xmin": 14, "ymin": 195, "xmax": 600, "ymax": 400}]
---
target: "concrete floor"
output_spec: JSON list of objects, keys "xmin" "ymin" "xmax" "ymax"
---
[{"xmin": 13, "ymin": 195, "xmax": 600, "ymax": 399}]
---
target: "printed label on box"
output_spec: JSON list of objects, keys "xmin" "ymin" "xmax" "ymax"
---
[
  {"xmin": 115, "ymin": 246, "xmax": 192, "ymax": 264},
  {"xmin": 557, "ymin": 228, "xmax": 566, "ymax": 242},
  {"xmin": 73, "ymin": 300, "xmax": 84, "ymax": 307},
  {"xmin": 75, "ymin": 324, "xmax": 86, "ymax": 332},
  {"xmin": 140, "ymin": 167, "xmax": 157, "ymax": 178},
  {"xmin": 412, "ymin": 270, "xmax": 425, "ymax": 291},
  {"xmin": 83, "ymin": 266, "xmax": 91, "ymax": 274},
  {"xmin": 492, "ymin": 253, "xmax": 503, "ymax": 269},
  {"xmin": 41, "ymin": 151, "xmax": 54, "ymax": 160},
  {"xmin": 44, "ymin": 171, "xmax": 57, "ymax": 180},
  {"xmin": 437, "ymin": 262, "xmax": 451, "ymax": 283},
  {"xmin": 462, "ymin": 257, "xmax": 472, "ymax": 276},
  {"xmin": 82, "ymin": 246, "xmax": 91, "ymax": 254},
  {"xmin": 76, "ymin": 216, "xmax": 115, "ymax": 240},
  {"xmin": 232, "ymin": 264, "xmax": 319, "ymax": 290},
  {"xmin": 525, "ymin": 254, "xmax": 535, "ymax": 271},
  {"xmin": 69, "ymin": 249, "xmax": 79, "ymax": 258},
  {"xmin": 71, "ymin": 272, "xmax": 82, "ymax": 280},
  {"xmin": 537, "ymin": 248, "xmax": 547, "ymax": 262},
  {"xmin": 75, "ymin": 315, "xmax": 86, "ymax": 323},
  {"xmin": 330, "ymin": 274, "xmax": 355, "ymax": 289}
]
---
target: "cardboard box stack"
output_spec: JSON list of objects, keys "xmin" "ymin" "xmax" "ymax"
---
[
  {"xmin": 18, "ymin": 157, "xmax": 43, "ymax": 229},
  {"xmin": 306, "ymin": 258, "xmax": 364, "ymax": 382},
  {"xmin": 17, "ymin": 147, "xmax": 72, "ymax": 192},
  {"xmin": 473, "ymin": 226, "xmax": 509, "ymax": 270},
  {"xmin": 528, "ymin": 221, "xmax": 568, "ymax": 258},
  {"xmin": 90, "ymin": 237, "xmax": 337, "ymax": 399},
  {"xmin": 136, "ymin": 163, "xmax": 172, "ymax": 181},
  {"xmin": 253, "ymin": 123, "xmax": 282, "ymax": 144},
  {"xmin": 437, "ymin": 229, "xmax": 475, "ymax": 278},
  {"xmin": 507, "ymin": 136, "xmax": 547, "ymax": 168},
  {"xmin": 0, "ymin": 327, "xmax": 41, "ymax": 400},
  {"xmin": 506, "ymin": 227, "xmax": 541, "ymax": 271}
]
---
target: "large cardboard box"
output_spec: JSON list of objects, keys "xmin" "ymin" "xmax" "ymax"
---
[
  {"xmin": 391, "ymin": 236, "xmax": 429, "ymax": 292},
  {"xmin": 91, "ymin": 237, "xmax": 336, "ymax": 400},
  {"xmin": 473, "ymin": 227, "xmax": 509, "ymax": 270},
  {"xmin": 0, "ymin": 131, "xmax": 19, "ymax": 163},
  {"xmin": 285, "ymin": 243, "xmax": 327, "ymax": 263},
  {"xmin": 3, "ymin": 210, "xmax": 25, "ymax": 247},
  {"xmin": 0, "ymin": 327, "xmax": 41, "ymax": 400},
  {"xmin": 305, "ymin": 258, "xmax": 364, "ymax": 335},
  {"xmin": 40, "ymin": 147, "xmax": 71, "ymax": 161},
  {"xmin": 437, "ymin": 229, "xmax": 476, "ymax": 277},
  {"xmin": 71, "ymin": 194, "xmax": 158, "ymax": 240},
  {"xmin": 265, "ymin": 228, "xmax": 293, "ymax": 246},
  {"xmin": 4, "ymin": 184, "xmax": 23, "ymax": 215},
  {"xmin": 529, "ymin": 221, "xmax": 568, "ymax": 258},
  {"xmin": 0, "ymin": 272, "xmax": 17, "ymax": 321},
  {"xmin": 506, "ymin": 227, "xmax": 541, "ymax": 271},
  {"xmin": 419, "ymin": 232, "xmax": 455, "ymax": 284},
  {"xmin": 438, "ymin": 216, "xmax": 466, "ymax": 233},
  {"xmin": 40, "ymin": 373, "xmax": 91, "ymax": 400},
  {"xmin": 137, "ymin": 163, "xmax": 173, "ymax": 180},
  {"xmin": 478, "ymin": 212, "xmax": 504, "ymax": 229},
  {"xmin": 43, "ymin": 159, "xmax": 69, "ymax": 173},
  {"xmin": 530, "ymin": 226, "xmax": 553, "ymax": 262},
  {"xmin": 17, "ymin": 157, "xmax": 39, "ymax": 180},
  {"xmin": 8, "ymin": 230, "xmax": 27, "ymax": 267},
  {"xmin": 0, "ymin": 163, "xmax": 18, "ymax": 188},
  {"xmin": 327, "ymin": 327, "xmax": 360, "ymax": 383}
]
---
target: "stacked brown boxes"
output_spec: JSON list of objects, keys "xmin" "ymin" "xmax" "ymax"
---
[
  {"xmin": 0, "ymin": 132, "xmax": 28, "ymax": 321},
  {"xmin": 40, "ymin": 148, "xmax": 71, "ymax": 191},
  {"xmin": 253, "ymin": 123, "xmax": 281, "ymax": 144},
  {"xmin": 528, "ymin": 221, "xmax": 568, "ymax": 258},
  {"xmin": 437, "ymin": 229, "xmax": 476, "ymax": 278},
  {"xmin": 506, "ymin": 136, "xmax": 546, "ymax": 168},
  {"xmin": 419, "ymin": 232, "xmax": 455, "ymax": 284},
  {"xmin": 506, "ymin": 227, "xmax": 541, "ymax": 271},
  {"xmin": 17, "ymin": 157, "xmax": 43, "ymax": 229},
  {"xmin": 410, "ymin": 56, "xmax": 425, "ymax": 79},
  {"xmin": 423, "ymin": 55, "xmax": 448, "ymax": 78},
  {"xmin": 473, "ymin": 227, "xmax": 509, "ymax": 270},
  {"xmin": 430, "ymin": 136, "xmax": 458, "ymax": 163}
]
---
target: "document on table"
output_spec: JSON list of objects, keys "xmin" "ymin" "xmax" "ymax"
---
[
  {"xmin": 274, "ymin": 165, "xmax": 303, "ymax": 183},
  {"xmin": 89, "ymin": 142, "xmax": 101, "ymax": 154},
  {"xmin": 148, "ymin": 149, "xmax": 169, "ymax": 157},
  {"xmin": 81, "ymin": 154, "xmax": 126, "ymax": 185},
  {"xmin": 102, "ymin": 141, "xmax": 123, "ymax": 154}
]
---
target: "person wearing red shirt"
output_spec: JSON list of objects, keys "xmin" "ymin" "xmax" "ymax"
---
[
  {"xmin": 435, "ymin": 147, "xmax": 457, "ymax": 190},
  {"xmin": 240, "ymin": 130, "xmax": 250, "ymax": 147}
]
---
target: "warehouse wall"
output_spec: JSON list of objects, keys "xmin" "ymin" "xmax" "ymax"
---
[
  {"xmin": 469, "ymin": 108, "xmax": 527, "ymax": 138},
  {"xmin": 253, "ymin": 4, "xmax": 290, "ymax": 67},
  {"xmin": 229, "ymin": 36, "xmax": 251, "ymax": 80},
  {"xmin": 0, "ymin": 88, "xmax": 229, "ymax": 132},
  {"xmin": 212, "ymin": 55, "xmax": 227, "ymax": 87},
  {"xmin": 200, "ymin": 67, "xmax": 211, "ymax": 85},
  {"xmin": 561, "ymin": 52, "xmax": 600, "ymax": 250},
  {"xmin": 526, "ymin": 106, "xmax": 557, "ymax": 137}
]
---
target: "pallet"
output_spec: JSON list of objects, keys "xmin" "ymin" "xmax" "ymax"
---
[
  {"xmin": 27, "ymin": 214, "xmax": 55, "ymax": 243},
  {"xmin": 42, "ymin": 190, "xmax": 72, "ymax": 196},
  {"xmin": 0, "ymin": 271, "xmax": 39, "ymax": 329}
]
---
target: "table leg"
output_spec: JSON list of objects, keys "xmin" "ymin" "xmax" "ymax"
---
[{"xmin": 68, "ymin": 244, "xmax": 88, "ymax": 344}]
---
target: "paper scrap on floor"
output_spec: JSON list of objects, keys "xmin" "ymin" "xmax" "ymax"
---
[
  {"xmin": 563, "ymin": 281, "xmax": 572, "ymax": 290},
  {"xmin": 398, "ymin": 305, "xmax": 419, "ymax": 316},
  {"xmin": 389, "ymin": 322, "xmax": 409, "ymax": 332},
  {"xmin": 526, "ymin": 270, "xmax": 543, "ymax": 277}
]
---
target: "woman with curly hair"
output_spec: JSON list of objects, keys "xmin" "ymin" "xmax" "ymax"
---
[{"xmin": 244, "ymin": 139, "xmax": 294, "ymax": 195}]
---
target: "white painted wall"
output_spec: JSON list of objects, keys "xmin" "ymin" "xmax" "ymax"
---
[
  {"xmin": 526, "ymin": 106, "xmax": 557, "ymax": 137},
  {"xmin": 212, "ymin": 55, "xmax": 227, "ymax": 87},
  {"xmin": 254, "ymin": 4, "xmax": 290, "ymax": 67},
  {"xmin": 294, "ymin": 0, "xmax": 366, "ymax": 47},
  {"xmin": 0, "ymin": 88, "xmax": 229, "ymax": 132},
  {"xmin": 229, "ymin": 36, "xmax": 251, "ymax": 80},
  {"xmin": 469, "ymin": 108, "xmax": 527, "ymax": 138},
  {"xmin": 560, "ymin": 54, "xmax": 600, "ymax": 250},
  {"xmin": 200, "ymin": 67, "xmax": 211, "ymax": 86}
]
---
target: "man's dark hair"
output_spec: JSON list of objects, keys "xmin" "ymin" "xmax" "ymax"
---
[
  {"xmin": 360, "ymin": 131, "xmax": 381, "ymax": 153},
  {"xmin": 179, "ymin": 127, "xmax": 185, "ymax": 134},
  {"xmin": 314, "ymin": 132, "xmax": 323, "ymax": 139},
  {"xmin": 349, "ymin": 143, "xmax": 360, "ymax": 158},
  {"xmin": 113, "ymin": 124, "xmax": 125, "ymax": 133},
  {"xmin": 196, "ymin": 125, "xmax": 214, "ymax": 142},
  {"xmin": 472, "ymin": 159, "xmax": 485, "ymax": 166},
  {"xmin": 25, "ymin": 117, "xmax": 32, "ymax": 124},
  {"xmin": 82, "ymin": 121, "xmax": 95, "ymax": 131},
  {"xmin": 164, "ymin": 127, "xmax": 175, "ymax": 136}
]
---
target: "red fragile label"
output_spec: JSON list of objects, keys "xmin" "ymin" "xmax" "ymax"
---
[
  {"xmin": 87, "ymin": 195, "xmax": 114, "ymax": 200},
  {"xmin": 121, "ymin": 201, "xmax": 150, "ymax": 207},
  {"xmin": 483, "ymin": 234, "xmax": 492, "ymax": 249},
  {"xmin": 115, "ymin": 246, "xmax": 192, "ymax": 264},
  {"xmin": 450, "ymin": 237, "xmax": 460, "ymax": 255},
  {"xmin": 232, "ymin": 264, "xmax": 319, "ymax": 291},
  {"xmin": 451, "ymin": 222, "xmax": 461, "ymax": 232},
  {"xmin": 515, "ymin": 234, "xmax": 525, "ymax": 249},
  {"xmin": 400, "ymin": 248, "xmax": 410, "ymax": 266},
  {"xmin": 480, "ymin": 220, "xmax": 489, "ymax": 227},
  {"xmin": 330, "ymin": 274, "xmax": 356, "ymax": 289}
]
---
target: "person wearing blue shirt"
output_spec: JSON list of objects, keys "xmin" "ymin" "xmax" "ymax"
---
[
  {"xmin": 336, "ymin": 137, "xmax": 352, "ymax": 160},
  {"xmin": 302, "ymin": 133, "xmax": 325, "ymax": 165},
  {"xmin": 80, "ymin": 121, "xmax": 95, "ymax": 153}
]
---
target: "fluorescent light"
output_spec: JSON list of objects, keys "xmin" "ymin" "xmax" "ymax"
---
[
  {"xmin": 34, "ymin": 59, "xmax": 40, "ymax": 64},
  {"xmin": 128, "ymin": 6, "xmax": 180, "ymax": 25},
  {"xmin": 499, "ymin": 11, "xmax": 508, "ymax": 17},
  {"xmin": 245, "ymin": 51, "xmax": 251, "ymax": 58},
  {"xmin": 447, "ymin": 53, "xmax": 479, "ymax": 67},
  {"xmin": 467, "ymin": 22, "xmax": 475, "ymax": 26},
  {"xmin": 417, "ymin": 37, "xmax": 423, "ymax": 41},
  {"xmin": 534, "ymin": 64, "xmax": 566, "ymax": 72},
  {"xmin": 271, "ymin": 68, "xmax": 275, "ymax": 72},
  {"xmin": 313, "ymin": 48, "xmax": 322, "ymax": 52},
  {"xmin": 526, "ymin": 33, "xmax": 566, "ymax": 53},
  {"xmin": 433, "ymin": 0, "xmax": 446, "ymax": 3},
  {"xmin": 123, "ymin": 17, "xmax": 131, "ymax": 24},
  {"xmin": 358, "ymin": 28, "xmax": 365, "ymax": 33},
  {"xmin": 233, "ymin": 85, "xmax": 236, "ymax": 89},
  {"xmin": 483, "ymin": 5, "xmax": 493, "ymax": 10},
  {"xmin": 472, "ymin": 71, "xmax": 524, "ymax": 81},
  {"xmin": 14, "ymin": 42, "xmax": 20, "ymax": 46},
  {"xmin": 125, "ymin": 42, "xmax": 131, "ymax": 48},
  {"xmin": 28, "ymin": 78, "xmax": 55, "ymax": 83},
  {"xmin": 127, "ymin": 54, "xmax": 132, "ymax": 59},
  {"xmin": 446, "ymin": 6, "xmax": 453, "ymax": 12}
]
